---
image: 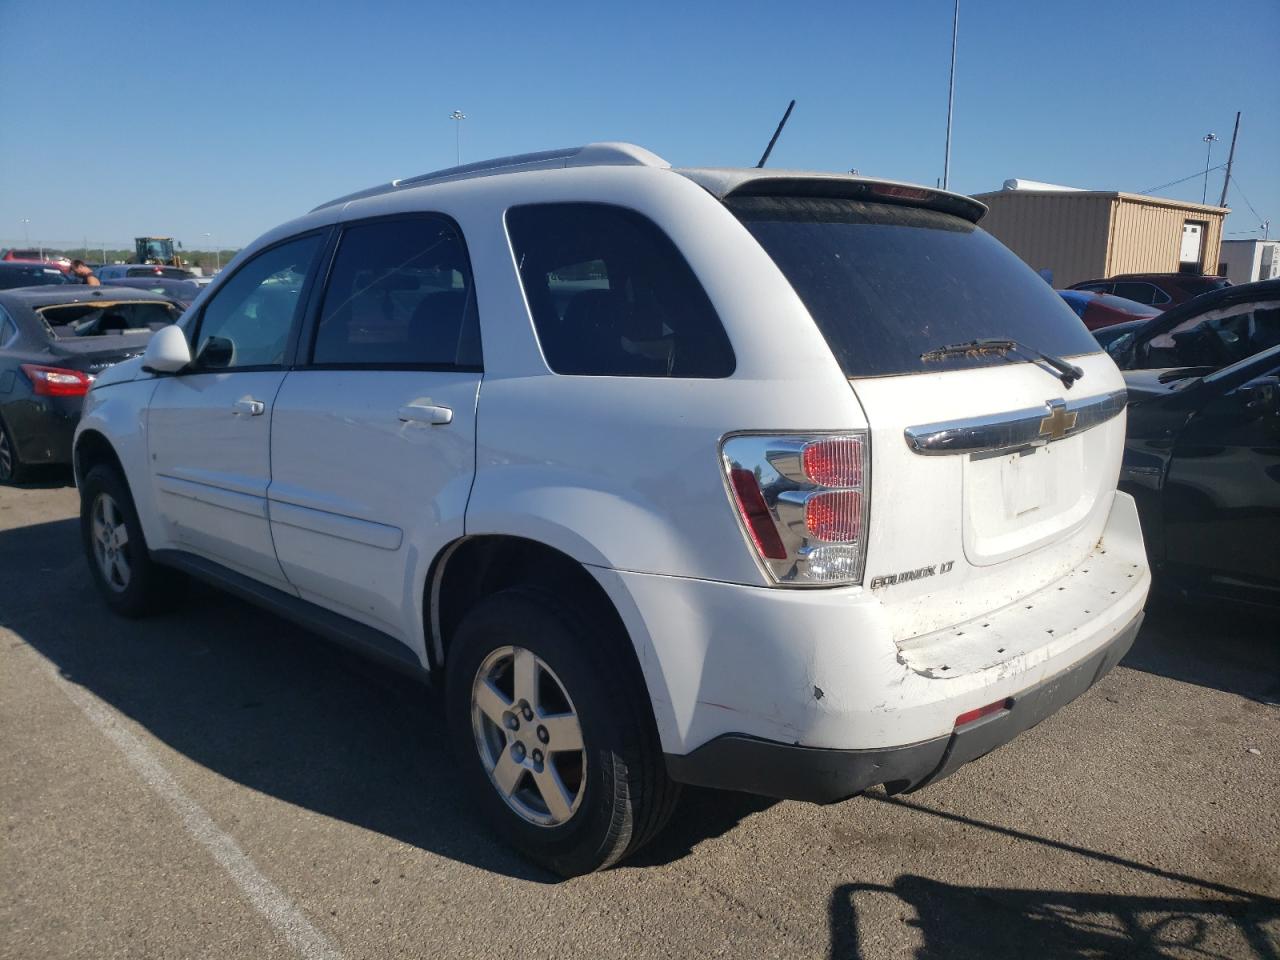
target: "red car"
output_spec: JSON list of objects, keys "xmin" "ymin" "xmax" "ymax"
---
[
  {"xmin": 1057, "ymin": 290, "xmax": 1162, "ymax": 330},
  {"xmin": 1, "ymin": 249, "xmax": 70, "ymax": 272},
  {"xmin": 1068, "ymin": 273, "xmax": 1230, "ymax": 307}
]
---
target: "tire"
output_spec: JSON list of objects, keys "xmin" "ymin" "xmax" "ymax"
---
[
  {"xmin": 445, "ymin": 587, "xmax": 679, "ymax": 876},
  {"xmin": 0, "ymin": 418, "xmax": 28, "ymax": 484},
  {"xmin": 79, "ymin": 463, "xmax": 172, "ymax": 617}
]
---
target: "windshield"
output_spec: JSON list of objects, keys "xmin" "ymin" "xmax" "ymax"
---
[
  {"xmin": 728, "ymin": 196, "xmax": 1101, "ymax": 378},
  {"xmin": 38, "ymin": 301, "xmax": 179, "ymax": 338}
]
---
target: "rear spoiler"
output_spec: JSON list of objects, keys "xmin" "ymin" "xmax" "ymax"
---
[{"xmin": 677, "ymin": 168, "xmax": 987, "ymax": 224}]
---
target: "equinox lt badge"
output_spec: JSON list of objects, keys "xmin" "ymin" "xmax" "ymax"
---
[{"xmin": 869, "ymin": 560, "xmax": 955, "ymax": 590}]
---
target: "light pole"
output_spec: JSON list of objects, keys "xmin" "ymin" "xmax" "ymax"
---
[
  {"xmin": 450, "ymin": 110, "xmax": 466, "ymax": 165},
  {"xmin": 20, "ymin": 218, "xmax": 30, "ymax": 245},
  {"xmin": 942, "ymin": 0, "xmax": 959, "ymax": 191},
  {"xmin": 1201, "ymin": 132, "xmax": 1219, "ymax": 205}
]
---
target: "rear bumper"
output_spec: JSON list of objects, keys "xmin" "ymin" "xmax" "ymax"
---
[
  {"xmin": 664, "ymin": 611, "xmax": 1141, "ymax": 802},
  {"xmin": 1, "ymin": 396, "xmax": 80, "ymax": 466}
]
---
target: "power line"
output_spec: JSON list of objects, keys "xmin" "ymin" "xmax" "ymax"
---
[
  {"xmin": 1225, "ymin": 172, "xmax": 1266, "ymax": 225},
  {"xmin": 1140, "ymin": 164, "xmax": 1226, "ymax": 196}
]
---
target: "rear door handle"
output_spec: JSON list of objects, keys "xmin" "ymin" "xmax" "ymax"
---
[
  {"xmin": 398, "ymin": 401, "xmax": 453, "ymax": 425},
  {"xmin": 233, "ymin": 397, "xmax": 266, "ymax": 417}
]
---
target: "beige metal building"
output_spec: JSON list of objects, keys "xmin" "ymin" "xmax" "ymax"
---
[{"xmin": 971, "ymin": 187, "xmax": 1228, "ymax": 288}]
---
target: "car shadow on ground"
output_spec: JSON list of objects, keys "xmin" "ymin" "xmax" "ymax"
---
[
  {"xmin": 828, "ymin": 795, "xmax": 1280, "ymax": 959},
  {"xmin": 1122, "ymin": 601, "xmax": 1280, "ymax": 705},
  {"xmin": 0, "ymin": 516, "xmax": 765, "ymax": 883}
]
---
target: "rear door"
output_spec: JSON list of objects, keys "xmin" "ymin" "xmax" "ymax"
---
[
  {"xmin": 147, "ymin": 233, "xmax": 325, "ymax": 589},
  {"xmin": 1163, "ymin": 351, "xmax": 1280, "ymax": 599},
  {"xmin": 729, "ymin": 195, "xmax": 1127, "ymax": 641},
  {"xmin": 268, "ymin": 214, "xmax": 482, "ymax": 646}
]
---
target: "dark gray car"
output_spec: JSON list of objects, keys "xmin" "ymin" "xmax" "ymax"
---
[{"xmin": 0, "ymin": 286, "xmax": 181, "ymax": 482}]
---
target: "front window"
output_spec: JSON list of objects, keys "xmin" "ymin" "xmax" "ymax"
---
[
  {"xmin": 193, "ymin": 234, "xmax": 321, "ymax": 369},
  {"xmin": 729, "ymin": 196, "xmax": 1100, "ymax": 377}
]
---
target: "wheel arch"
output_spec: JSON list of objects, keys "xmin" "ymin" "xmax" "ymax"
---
[
  {"xmin": 432, "ymin": 532, "xmax": 670, "ymax": 702},
  {"xmin": 73, "ymin": 428, "xmax": 126, "ymax": 488}
]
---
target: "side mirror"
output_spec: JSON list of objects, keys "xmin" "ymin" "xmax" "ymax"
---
[{"xmin": 142, "ymin": 324, "xmax": 192, "ymax": 374}]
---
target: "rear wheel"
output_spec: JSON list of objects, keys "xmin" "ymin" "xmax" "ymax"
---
[
  {"xmin": 80, "ymin": 464, "xmax": 172, "ymax": 617},
  {"xmin": 0, "ymin": 418, "xmax": 28, "ymax": 484},
  {"xmin": 446, "ymin": 587, "xmax": 679, "ymax": 876}
]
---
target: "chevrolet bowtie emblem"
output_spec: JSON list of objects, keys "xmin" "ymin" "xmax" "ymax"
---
[{"xmin": 1039, "ymin": 400, "xmax": 1078, "ymax": 441}]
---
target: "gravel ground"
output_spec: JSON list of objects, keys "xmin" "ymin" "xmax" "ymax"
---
[{"xmin": 1, "ymin": 478, "xmax": 1277, "ymax": 959}]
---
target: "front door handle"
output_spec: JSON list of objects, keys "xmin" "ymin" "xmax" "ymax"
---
[
  {"xmin": 398, "ymin": 400, "xmax": 453, "ymax": 425},
  {"xmin": 233, "ymin": 397, "xmax": 266, "ymax": 417}
]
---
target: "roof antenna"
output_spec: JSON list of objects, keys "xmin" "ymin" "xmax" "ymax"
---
[{"xmin": 757, "ymin": 100, "xmax": 796, "ymax": 168}]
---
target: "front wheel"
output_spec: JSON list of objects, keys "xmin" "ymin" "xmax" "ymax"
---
[
  {"xmin": 445, "ymin": 587, "xmax": 678, "ymax": 876},
  {"xmin": 79, "ymin": 464, "xmax": 172, "ymax": 617}
]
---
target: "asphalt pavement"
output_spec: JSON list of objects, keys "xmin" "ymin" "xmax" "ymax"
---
[{"xmin": 1, "ymin": 477, "xmax": 1277, "ymax": 959}]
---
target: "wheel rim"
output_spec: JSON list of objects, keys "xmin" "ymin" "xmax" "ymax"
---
[
  {"xmin": 91, "ymin": 492, "xmax": 132, "ymax": 592},
  {"xmin": 0, "ymin": 428, "xmax": 12, "ymax": 480},
  {"xmin": 470, "ymin": 645, "xmax": 587, "ymax": 828}
]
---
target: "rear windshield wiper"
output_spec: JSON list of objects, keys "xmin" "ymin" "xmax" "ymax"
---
[{"xmin": 921, "ymin": 338, "xmax": 1085, "ymax": 388}]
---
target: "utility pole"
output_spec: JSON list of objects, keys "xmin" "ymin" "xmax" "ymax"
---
[
  {"xmin": 1201, "ymin": 132, "xmax": 1219, "ymax": 205},
  {"xmin": 1218, "ymin": 111, "xmax": 1240, "ymax": 208},
  {"xmin": 450, "ymin": 110, "xmax": 466, "ymax": 165},
  {"xmin": 943, "ymin": 0, "xmax": 959, "ymax": 190},
  {"xmin": 21, "ymin": 218, "xmax": 29, "ymax": 245}
]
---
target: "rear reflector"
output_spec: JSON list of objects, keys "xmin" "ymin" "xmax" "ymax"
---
[
  {"xmin": 728, "ymin": 467, "xmax": 787, "ymax": 560},
  {"xmin": 802, "ymin": 436, "xmax": 864, "ymax": 488},
  {"xmin": 20, "ymin": 363, "xmax": 93, "ymax": 397},
  {"xmin": 805, "ymin": 490, "xmax": 863, "ymax": 542},
  {"xmin": 954, "ymin": 698, "xmax": 1012, "ymax": 728}
]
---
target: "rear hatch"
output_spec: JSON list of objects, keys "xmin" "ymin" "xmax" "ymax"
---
[
  {"xmin": 38, "ymin": 299, "xmax": 179, "ymax": 374},
  {"xmin": 728, "ymin": 192, "xmax": 1128, "ymax": 642}
]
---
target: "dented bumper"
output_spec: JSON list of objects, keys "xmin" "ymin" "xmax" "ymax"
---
[
  {"xmin": 664, "ymin": 610, "xmax": 1140, "ymax": 802},
  {"xmin": 592, "ymin": 491, "xmax": 1150, "ymax": 798}
]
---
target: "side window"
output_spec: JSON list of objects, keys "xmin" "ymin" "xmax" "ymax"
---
[
  {"xmin": 193, "ymin": 234, "xmax": 321, "ymax": 370},
  {"xmin": 311, "ymin": 216, "xmax": 480, "ymax": 369},
  {"xmin": 1078, "ymin": 282, "xmax": 1111, "ymax": 295},
  {"xmin": 1114, "ymin": 282, "xmax": 1156, "ymax": 305},
  {"xmin": 506, "ymin": 203, "xmax": 735, "ymax": 378}
]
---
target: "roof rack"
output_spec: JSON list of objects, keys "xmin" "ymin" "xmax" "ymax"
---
[{"xmin": 312, "ymin": 142, "xmax": 669, "ymax": 211}]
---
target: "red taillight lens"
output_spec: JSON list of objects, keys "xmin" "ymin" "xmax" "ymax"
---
[
  {"xmin": 20, "ymin": 364, "xmax": 93, "ymax": 397},
  {"xmin": 805, "ymin": 490, "xmax": 863, "ymax": 542},
  {"xmin": 955, "ymin": 698, "xmax": 1012, "ymax": 728},
  {"xmin": 729, "ymin": 467, "xmax": 787, "ymax": 560},
  {"xmin": 802, "ymin": 436, "xmax": 864, "ymax": 488}
]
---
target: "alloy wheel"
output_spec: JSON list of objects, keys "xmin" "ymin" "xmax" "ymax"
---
[
  {"xmin": 470, "ymin": 645, "xmax": 587, "ymax": 827},
  {"xmin": 91, "ymin": 492, "xmax": 132, "ymax": 592}
]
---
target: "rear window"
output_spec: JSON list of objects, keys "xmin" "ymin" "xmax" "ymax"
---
[
  {"xmin": 728, "ymin": 196, "xmax": 1100, "ymax": 378},
  {"xmin": 0, "ymin": 266, "xmax": 69, "ymax": 290},
  {"xmin": 38, "ymin": 301, "xmax": 179, "ymax": 338},
  {"xmin": 506, "ymin": 203, "xmax": 735, "ymax": 378}
]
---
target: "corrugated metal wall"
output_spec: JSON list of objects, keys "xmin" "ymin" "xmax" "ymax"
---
[
  {"xmin": 974, "ymin": 191, "xmax": 1227, "ymax": 286},
  {"xmin": 975, "ymin": 192, "xmax": 1113, "ymax": 287},
  {"xmin": 1107, "ymin": 198, "xmax": 1224, "ymax": 276}
]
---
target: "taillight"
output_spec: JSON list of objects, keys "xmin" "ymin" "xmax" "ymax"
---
[
  {"xmin": 721, "ymin": 431, "xmax": 870, "ymax": 587},
  {"xmin": 20, "ymin": 363, "xmax": 94, "ymax": 397}
]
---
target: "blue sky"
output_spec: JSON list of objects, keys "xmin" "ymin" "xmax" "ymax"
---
[{"xmin": 1, "ymin": 0, "xmax": 1275, "ymax": 250}]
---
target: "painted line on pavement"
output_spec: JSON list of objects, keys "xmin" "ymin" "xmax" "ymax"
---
[{"xmin": 24, "ymin": 642, "xmax": 345, "ymax": 960}]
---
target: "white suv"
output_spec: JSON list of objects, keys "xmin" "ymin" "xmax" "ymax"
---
[{"xmin": 75, "ymin": 143, "xmax": 1150, "ymax": 876}]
